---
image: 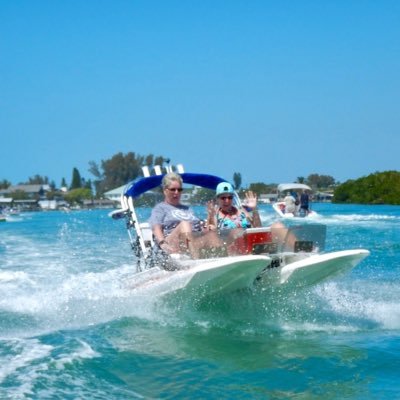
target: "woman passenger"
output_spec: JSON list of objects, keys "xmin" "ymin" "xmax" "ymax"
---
[
  {"xmin": 206, "ymin": 182, "xmax": 261, "ymax": 244},
  {"xmin": 149, "ymin": 172, "xmax": 220, "ymax": 258}
]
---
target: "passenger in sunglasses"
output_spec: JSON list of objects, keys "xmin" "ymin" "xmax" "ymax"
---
[
  {"xmin": 207, "ymin": 182, "xmax": 296, "ymax": 252},
  {"xmin": 149, "ymin": 172, "xmax": 220, "ymax": 258},
  {"xmin": 206, "ymin": 182, "xmax": 261, "ymax": 234}
]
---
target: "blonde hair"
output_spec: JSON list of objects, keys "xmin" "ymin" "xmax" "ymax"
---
[{"xmin": 162, "ymin": 172, "xmax": 183, "ymax": 189}]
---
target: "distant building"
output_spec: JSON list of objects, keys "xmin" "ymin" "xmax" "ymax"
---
[
  {"xmin": 314, "ymin": 192, "xmax": 334, "ymax": 202},
  {"xmin": 0, "ymin": 184, "xmax": 51, "ymax": 199},
  {"xmin": 103, "ymin": 183, "xmax": 168, "ymax": 207},
  {"xmin": 103, "ymin": 185, "xmax": 126, "ymax": 202},
  {"xmin": 0, "ymin": 197, "xmax": 13, "ymax": 205},
  {"xmin": 38, "ymin": 199, "xmax": 69, "ymax": 210},
  {"xmin": 13, "ymin": 199, "xmax": 40, "ymax": 211}
]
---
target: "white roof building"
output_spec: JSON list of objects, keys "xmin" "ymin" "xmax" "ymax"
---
[{"xmin": 103, "ymin": 185, "xmax": 126, "ymax": 202}]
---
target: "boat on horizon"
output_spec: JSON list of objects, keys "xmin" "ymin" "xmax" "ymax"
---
[{"xmin": 272, "ymin": 183, "xmax": 320, "ymax": 219}]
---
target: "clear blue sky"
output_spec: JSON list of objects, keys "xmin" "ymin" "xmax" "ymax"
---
[{"xmin": 1, "ymin": 1, "xmax": 399, "ymax": 187}]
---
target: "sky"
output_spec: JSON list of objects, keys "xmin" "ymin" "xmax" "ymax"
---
[{"xmin": 1, "ymin": 1, "xmax": 399, "ymax": 188}]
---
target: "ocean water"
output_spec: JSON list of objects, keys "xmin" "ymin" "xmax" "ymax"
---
[{"xmin": 0, "ymin": 203, "xmax": 399, "ymax": 399}]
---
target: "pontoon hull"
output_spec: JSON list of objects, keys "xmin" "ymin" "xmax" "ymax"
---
[
  {"xmin": 127, "ymin": 250, "xmax": 370, "ymax": 300},
  {"xmin": 259, "ymin": 249, "xmax": 370, "ymax": 289},
  {"xmin": 128, "ymin": 255, "xmax": 271, "ymax": 300}
]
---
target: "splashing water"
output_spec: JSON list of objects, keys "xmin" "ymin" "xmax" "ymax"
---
[{"xmin": 0, "ymin": 204, "xmax": 399, "ymax": 398}]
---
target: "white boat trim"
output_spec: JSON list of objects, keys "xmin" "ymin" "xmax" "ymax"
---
[{"xmin": 277, "ymin": 183, "xmax": 312, "ymax": 192}]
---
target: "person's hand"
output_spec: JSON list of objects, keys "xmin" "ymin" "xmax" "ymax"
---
[
  {"xmin": 207, "ymin": 224, "xmax": 217, "ymax": 231},
  {"xmin": 244, "ymin": 191, "xmax": 258, "ymax": 210},
  {"xmin": 206, "ymin": 200, "xmax": 216, "ymax": 216}
]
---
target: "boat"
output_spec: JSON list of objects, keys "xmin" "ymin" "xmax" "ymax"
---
[
  {"xmin": 111, "ymin": 171, "xmax": 369, "ymax": 300},
  {"xmin": 2, "ymin": 207, "xmax": 20, "ymax": 218},
  {"xmin": 0, "ymin": 214, "xmax": 6, "ymax": 222},
  {"xmin": 272, "ymin": 183, "xmax": 320, "ymax": 218},
  {"xmin": 6, "ymin": 208, "xmax": 20, "ymax": 216}
]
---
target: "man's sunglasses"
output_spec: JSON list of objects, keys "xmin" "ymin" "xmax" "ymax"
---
[
  {"xmin": 219, "ymin": 195, "xmax": 233, "ymax": 200},
  {"xmin": 167, "ymin": 188, "xmax": 183, "ymax": 192}
]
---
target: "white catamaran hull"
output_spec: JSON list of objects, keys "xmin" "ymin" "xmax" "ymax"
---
[
  {"xmin": 260, "ymin": 249, "xmax": 370, "ymax": 289},
  {"xmin": 127, "ymin": 255, "xmax": 271, "ymax": 299},
  {"xmin": 126, "ymin": 249, "xmax": 370, "ymax": 300}
]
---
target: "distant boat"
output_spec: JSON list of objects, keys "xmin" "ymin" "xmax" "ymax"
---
[
  {"xmin": 4, "ymin": 208, "xmax": 20, "ymax": 217},
  {"xmin": 272, "ymin": 183, "xmax": 320, "ymax": 219},
  {"xmin": 0, "ymin": 213, "xmax": 6, "ymax": 222}
]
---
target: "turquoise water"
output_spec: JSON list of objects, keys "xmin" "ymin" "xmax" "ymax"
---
[{"xmin": 0, "ymin": 203, "xmax": 399, "ymax": 399}]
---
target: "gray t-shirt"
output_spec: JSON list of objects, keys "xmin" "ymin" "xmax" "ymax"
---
[{"xmin": 149, "ymin": 202, "xmax": 201, "ymax": 236}]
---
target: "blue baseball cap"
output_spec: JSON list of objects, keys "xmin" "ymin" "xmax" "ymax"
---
[{"xmin": 216, "ymin": 182, "xmax": 234, "ymax": 196}]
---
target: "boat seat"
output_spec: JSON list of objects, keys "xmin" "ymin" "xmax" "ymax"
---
[{"xmin": 139, "ymin": 222, "xmax": 154, "ymax": 247}]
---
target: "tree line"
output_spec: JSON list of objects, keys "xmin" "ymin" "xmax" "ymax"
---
[
  {"xmin": 333, "ymin": 170, "xmax": 400, "ymax": 204},
  {"xmin": 1, "ymin": 151, "xmax": 399, "ymax": 204},
  {"xmin": 0, "ymin": 153, "xmax": 169, "ymax": 203}
]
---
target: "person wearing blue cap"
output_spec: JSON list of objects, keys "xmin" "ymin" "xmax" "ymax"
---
[
  {"xmin": 207, "ymin": 182, "xmax": 297, "ymax": 252},
  {"xmin": 206, "ymin": 182, "xmax": 261, "ymax": 235}
]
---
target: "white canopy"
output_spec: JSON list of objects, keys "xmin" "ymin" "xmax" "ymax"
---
[{"xmin": 277, "ymin": 183, "xmax": 312, "ymax": 192}]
